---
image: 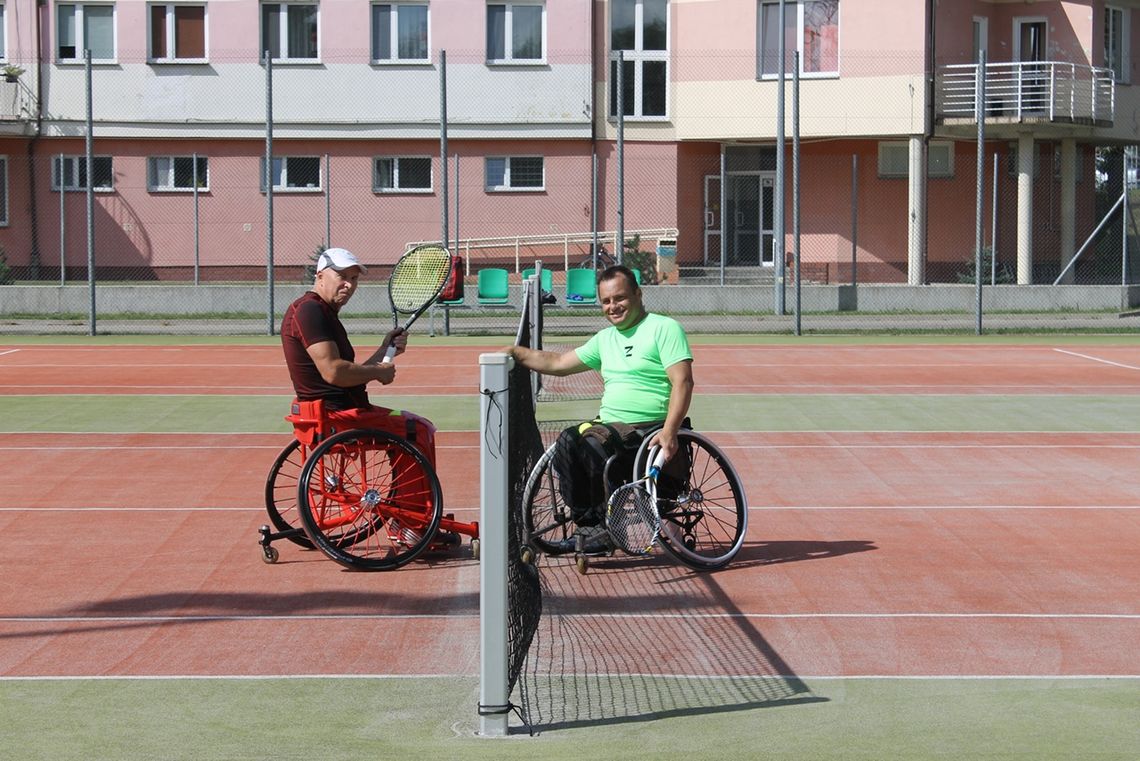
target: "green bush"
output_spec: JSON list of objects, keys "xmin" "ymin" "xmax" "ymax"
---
[
  {"xmin": 957, "ymin": 246, "xmax": 1014, "ymax": 284},
  {"xmin": 622, "ymin": 235, "xmax": 657, "ymax": 285},
  {"xmin": 304, "ymin": 243, "xmax": 326, "ymax": 284}
]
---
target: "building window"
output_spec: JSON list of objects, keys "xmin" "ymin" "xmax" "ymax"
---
[
  {"xmin": 1, "ymin": 4, "xmax": 7, "ymax": 61},
  {"xmin": 374, "ymin": 156, "xmax": 432, "ymax": 192},
  {"xmin": 371, "ymin": 3, "xmax": 428, "ymax": 63},
  {"xmin": 485, "ymin": 156, "xmax": 544, "ymax": 191},
  {"xmin": 610, "ymin": 0, "xmax": 668, "ymax": 119},
  {"xmin": 877, "ymin": 142, "xmax": 953, "ymax": 179},
  {"xmin": 487, "ymin": 3, "xmax": 545, "ymax": 63},
  {"xmin": 758, "ymin": 0, "xmax": 839, "ymax": 78},
  {"xmin": 1105, "ymin": 6, "xmax": 1130, "ymax": 84},
  {"xmin": 149, "ymin": 3, "xmax": 206, "ymax": 61},
  {"xmin": 0, "ymin": 156, "xmax": 8, "ymax": 226},
  {"xmin": 260, "ymin": 156, "xmax": 321, "ymax": 191},
  {"xmin": 57, "ymin": 3, "xmax": 116, "ymax": 62},
  {"xmin": 52, "ymin": 155, "xmax": 114, "ymax": 190},
  {"xmin": 261, "ymin": 2, "xmax": 317, "ymax": 61},
  {"xmin": 148, "ymin": 156, "xmax": 208, "ymax": 191}
]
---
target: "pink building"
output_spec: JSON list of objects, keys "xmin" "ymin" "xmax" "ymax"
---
[{"xmin": 0, "ymin": 1, "xmax": 1134, "ymax": 284}]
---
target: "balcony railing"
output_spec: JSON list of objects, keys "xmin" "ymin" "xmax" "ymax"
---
[{"xmin": 937, "ymin": 61, "xmax": 1114, "ymax": 125}]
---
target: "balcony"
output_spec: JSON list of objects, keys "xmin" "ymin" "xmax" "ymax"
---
[{"xmin": 936, "ymin": 62, "xmax": 1114, "ymax": 128}]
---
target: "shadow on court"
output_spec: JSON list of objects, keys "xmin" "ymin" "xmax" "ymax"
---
[
  {"xmin": 516, "ymin": 556, "xmax": 829, "ymax": 734},
  {"xmin": 729, "ymin": 539, "xmax": 878, "ymax": 569}
]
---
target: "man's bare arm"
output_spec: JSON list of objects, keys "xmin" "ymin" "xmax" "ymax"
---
[
  {"xmin": 307, "ymin": 340, "xmax": 397, "ymax": 386},
  {"xmin": 504, "ymin": 344, "xmax": 590, "ymax": 376},
  {"xmin": 649, "ymin": 359, "xmax": 694, "ymax": 463}
]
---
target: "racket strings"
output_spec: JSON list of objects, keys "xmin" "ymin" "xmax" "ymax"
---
[
  {"xmin": 389, "ymin": 248, "xmax": 451, "ymax": 312},
  {"xmin": 607, "ymin": 483, "xmax": 658, "ymax": 555}
]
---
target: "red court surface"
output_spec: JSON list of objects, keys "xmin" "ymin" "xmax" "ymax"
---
[
  {"xmin": 3, "ymin": 343, "xmax": 1140, "ymax": 394},
  {"xmin": 0, "ymin": 343, "xmax": 1138, "ymax": 683}
]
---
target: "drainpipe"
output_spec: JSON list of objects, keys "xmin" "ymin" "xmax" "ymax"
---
[
  {"xmin": 25, "ymin": 0, "xmax": 46, "ymax": 278},
  {"xmin": 921, "ymin": 0, "xmax": 937, "ymax": 285},
  {"xmin": 590, "ymin": 0, "xmax": 599, "ymax": 255}
]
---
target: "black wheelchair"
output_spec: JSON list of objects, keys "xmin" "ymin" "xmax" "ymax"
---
[{"xmin": 521, "ymin": 425, "xmax": 748, "ymax": 573}]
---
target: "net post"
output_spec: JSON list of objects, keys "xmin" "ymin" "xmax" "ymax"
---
[{"xmin": 478, "ymin": 351, "xmax": 511, "ymax": 737}]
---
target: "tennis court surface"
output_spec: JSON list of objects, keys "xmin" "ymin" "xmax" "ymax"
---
[{"xmin": 1, "ymin": 337, "xmax": 1137, "ymax": 760}]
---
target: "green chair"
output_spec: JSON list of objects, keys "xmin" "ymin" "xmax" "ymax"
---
[
  {"xmin": 521, "ymin": 267, "xmax": 554, "ymax": 294},
  {"xmin": 476, "ymin": 268, "xmax": 510, "ymax": 306},
  {"xmin": 565, "ymin": 268, "xmax": 597, "ymax": 306},
  {"xmin": 632, "ymin": 268, "xmax": 642, "ymax": 285}
]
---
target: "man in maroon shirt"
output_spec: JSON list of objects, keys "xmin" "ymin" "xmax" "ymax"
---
[{"xmin": 281, "ymin": 247, "xmax": 407, "ymax": 411}]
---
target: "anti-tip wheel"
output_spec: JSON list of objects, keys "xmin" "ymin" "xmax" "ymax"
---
[
  {"xmin": 519, "ymin": 547, "xmax": 534, "ymax": 565},
  {"xmin": 261, "ymin": 545, "xmax": 280, "ymax": 564},
  {"xmin": 470, "ymin": 538, "xmax": 481, "ymax": 560},
  {"xmin": 575, "ymin": 555, "xmax": 589, "ymax": 575}
]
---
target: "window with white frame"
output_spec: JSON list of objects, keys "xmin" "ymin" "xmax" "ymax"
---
[
  {"xmin": 1, "ymin": 4, "xmax": 7, "ymax": 61},
  {"xmin": 610, "ymin": 0, "xmax": 669, "ymax": 119},
  {"xmin": 148, "ymin": 156, "xmax": 209, "ymax": 191},
  {"xmin": 371, "ymin": 3, "xmax": 428, "ymax": 63},
  {"xmin": 878, "ymin": 142, "xmax": 953, "ymax": 179},
  {"xmin": 149, "ymin": 3, "xmax": 206, "ymax": 61},
  {"xmin": 485, "ymin": 156, "xmax": 543, "ymax": 191},
  {"xmin": 487, "ymin": 3, "xmax": 545, "ymax": 63},
  {"xmin": 0, "ymin": 156, "xmax": 8, "ymax": 226},
  {"xmin": 57, "ymin": 3, "xmax": 116, "ymax": 61},
  {"xmin": 374, "ymin": 156, "xmax": 432, "ymax": 192},
  {"xmin": 260, "ymin": 156, "xmax": 321, "ymax": 191},
  {"xmin": 758, "ymin": 0, "xmax": 839, "ymax": 78},
  {"xmin": 261, "ymin": 2, "xmax": 318, "ymax": 61},
  {"xmin": 52, "ymin": 155, "xmax": 114, "ymax": 190},
  {"xmin": 1105, "ymin": 6, "xmax": 1130, "ymax": 83}
]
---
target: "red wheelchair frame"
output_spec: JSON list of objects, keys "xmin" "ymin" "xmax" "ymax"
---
[{"xmin": 258, "ymin": 399, "xmax": 479, "ymax": 571}]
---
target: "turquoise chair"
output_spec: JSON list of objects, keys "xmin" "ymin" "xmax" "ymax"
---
[
  {"xmin": 521, "ymin": 267, "xmax": 554, "ymax": 294},
  {"xmin": 565, "ymin": 268, "xmax": 597, "ymax": 306},
  {"xmin": 476, "ymin": 268, "xmax": 510, "ymax": 306}
]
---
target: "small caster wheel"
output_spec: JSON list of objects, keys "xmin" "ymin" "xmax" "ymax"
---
[
  {"xmin": 261, "ymin": 545, "xmax": 280, "ymax": 564},
  {"xmin": 519, "ymin": 547, "xmax": 534, "ymax": 565},
  {"xmin": 471, "ymin": 538, "xmax": 481, "ymax": 560},
  {"xmin": 575, "ymin": 555, "xmax": 589, "ymax": 575}
]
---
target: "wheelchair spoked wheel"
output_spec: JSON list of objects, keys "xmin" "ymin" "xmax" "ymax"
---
[
  {"xmin": 634, "ymin": 430, "xmax": 748, "ymax": 571},
  {"xmin": 264, "ymin": 439, "xmax": 316, "ymax": 549},
  {"xmin": 297, "ymin": 428, "xmax": 443, "ymax": 571},
  {"xmin": 522, "ymin": 443, "xmax": 577, "ymax": 556}
]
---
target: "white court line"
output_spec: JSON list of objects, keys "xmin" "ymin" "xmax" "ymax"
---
[
  {"xmin": 1053, "ymin": 348, "xmax": 1140, "ymax": 371},
  {"xmin": 0, "ymin": 673, "xmax": 1136, "ymax": 682},
  {"xmin": 1, "ymin": 612, "xmax": 1135, "ymax": 624},
  {"xmin": 0, "ymin": 504, "xmax": 1130, "ymax": 512},
  {"xmin": 0, "ymin": 349, "xmax": 19, "ymax": 358}
]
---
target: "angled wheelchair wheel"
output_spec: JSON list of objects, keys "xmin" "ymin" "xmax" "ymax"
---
[
  {"xmin": 265, "ymin": 439, "xmax": 315, "ymax": 549},
  {"xmin": 634, "ymin": 430, "xmax": 747, "ymax": 571},
  {"xmin": 297, "ymin": 428, "xmax": 443, "ymax": 571},
  {"xmin": 522, "ymin": 442, "xmax": 576, "ymax": 555}
]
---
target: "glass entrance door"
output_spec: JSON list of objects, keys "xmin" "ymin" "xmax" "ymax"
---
[{"xmin": 725, "ymin": 173, "xmax": 775, "ymax": 266}]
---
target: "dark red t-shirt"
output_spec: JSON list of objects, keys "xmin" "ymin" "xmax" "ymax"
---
[{"xmin": 280, "ymin": 291, "xmax": 369, "ymax": 410}]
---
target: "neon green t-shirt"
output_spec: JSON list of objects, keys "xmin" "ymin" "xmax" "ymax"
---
[{"xmin": 575, "ymin": 313, "xmax": 692, "ymax": 424}]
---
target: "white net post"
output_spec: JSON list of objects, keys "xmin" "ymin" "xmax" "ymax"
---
[{"xmin": 478, "ymin": 351, "xmax": 511, "ymax": 737}]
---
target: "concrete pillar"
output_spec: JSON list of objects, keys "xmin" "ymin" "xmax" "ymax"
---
[
  {"xmin": 1017, "ymin": 133, "xmax": 1035, "ymax": 284},
  {"xmin": 1058, "ymin": 139, "xmax": 1076, "ymax": 284},
  {"xmin": 908, "ymin": 136, "xmax": 926, "ymax": 284}
]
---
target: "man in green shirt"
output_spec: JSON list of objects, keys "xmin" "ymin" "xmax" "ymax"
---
[{"xmin": 506, "ymin": 265, "xmax": 694, "ymax": 532}]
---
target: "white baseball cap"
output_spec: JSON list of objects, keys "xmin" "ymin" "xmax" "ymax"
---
[{"xmin": 316, "ymin": 247, "xmax": 367, "ymax": 274}]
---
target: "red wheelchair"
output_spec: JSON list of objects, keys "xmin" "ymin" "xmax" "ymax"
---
[{"xmin": 258, "ymin": 399, "xmax": 479, "ymax": 570}]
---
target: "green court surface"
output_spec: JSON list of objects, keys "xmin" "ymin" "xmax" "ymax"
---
[
  {"xmin": 2, "ymin": 677, "xmax": 1136, "ymax": 760},
  {"xmin": 6, "ymin": 393, "xmax": 1140, "ymax": 434}
]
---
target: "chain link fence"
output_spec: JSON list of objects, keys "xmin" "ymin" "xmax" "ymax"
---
[{"xmin": 1, "ymin": 46, "xmax": 1138, "ymax": 335}]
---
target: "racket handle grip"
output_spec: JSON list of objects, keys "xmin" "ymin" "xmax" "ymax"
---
[
  {"xmin": 648, "ymin": 449, "xmax": 667, "ymax": 479},
  {"xmin": 381, "ymin": 344, "xmax": 398, "ymax": 363}
]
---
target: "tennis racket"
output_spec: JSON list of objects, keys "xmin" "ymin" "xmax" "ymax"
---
[
  {"xmin": 605, "ymin": 449, "xmax": 667, "ymax": 556},
  {"xmin": 382, "ymin": 244, "xmax": 453, "ymax": 362}
]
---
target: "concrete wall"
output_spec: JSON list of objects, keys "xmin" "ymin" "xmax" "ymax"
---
[{"xmin": 2, "ymin": 283, "xmax": 1136, "ymax": 316}]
